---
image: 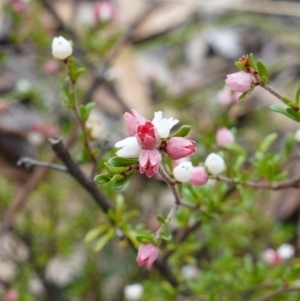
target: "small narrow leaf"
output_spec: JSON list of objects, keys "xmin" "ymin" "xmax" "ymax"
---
[
  {"xmin": 248, "ymin": 53, "xmax": 257, "ymax": 69},
  {"xmin": 157, "ymin": 215, "xmax": 167, "ymax": 224},
  {"xmin": 84, "ymin": 224, "xmax": 110, "ymax": 243},
  {"xmin": 260, "ymin": 133, "xmax": 278, "ymax": 153},
  {"xmin": 79, "ymin": 105, "xmax": 88, "ymax": 121},
  {"xmin": 239, "ymin": 86, "xmax": 255, "ymax": 102},
  {"xmin": 296, "ymin": 85, "xmax": 300, "ymax": 106},
  {"xmin": 104, "ymin": 162, "xmax": 129, "ymax": 174},
  {"xmin": 171, "ymin": 125, "xmax": 191, "ymax": 137},
  {"xmin": 113, "ymin": 173, "xmax": 133, "ymax": 190},
  {"xmin": 110, "ymin": 174, "xmax": 124, "ymax": 182},
  {"xmin": 136, "ymin": 234, "xmax": 153, "ymax": 243},
  {"xmin": 257, "ymin": 60, "xmax": 269, "ymax": 83},
  {"xmin": 94, "ymin": 173, "xmax": 112, "ymax": 184},
  {"xmin": 161, "ymin": 233, "xmax": 172, "ymax": 241},
  {"xmin": 234, "ymin": 61, "xmax": 247, "ymax": 71},
  {"xmin": 94, "ymin": 229, "xmax": 115, "ymax": 252},
  {"xmin": 115, "ymin": 194, "xmax": 125, "ymax": 220},
  {"xmin": 222, "ymin": 143, "xmax": 247, "ymax": 156},
  {"xmin": 108, "ymin": 156, "xmax": 138, "ymax": 167},
  {"xmin": 269, "ymin": 105, "xmax": 300, "ymax": 122}
]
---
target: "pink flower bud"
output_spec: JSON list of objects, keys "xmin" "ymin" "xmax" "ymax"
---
[
  {"xmin": 166, "ymin": 137, "xmax": 196, "ymax": 160},
  {"xmin": 189, "ymin": 166, "xmax": 208, "ymax": 186},
  {"xmin": 43, "ymin": 60, "xmax": 60, "ymax": 75},
  {"xmin": 4, "ymin": 289, "xmax": 19, "ymax": 301},
  {"xmin": 137, "ymin": 244, "xmax": 159, "ymax": 270},
  {"xmin": 139, "ymin": 149, "xmax": 161, "ymax": 177},
  {"xmin": 216, "ymin": 128, "xmax": 235, "ymax": 147},
  {"xmin": 262, "ymin": 248, "xmax": 282, "ymax": 265},
  {"xmin": 123, "ymin": 109, "xmax": 146, "ymax": 136},
  {"xmin": 225, "ymin": 71, "xmax": 253, "ymax": 93},
  {"xmin": 93, "ymin": 1, "xmax": 117, "ymax": 23}
]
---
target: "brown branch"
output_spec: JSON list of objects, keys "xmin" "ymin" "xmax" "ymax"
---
[
  {"xmin": 251, "ymin": 287, "xmax": 300, "ymax": 301},
  {"xmin": 49, "ymin": 137, "xmax": 111, "ymax": 213},
  {"xmin": 17, "ymin": 157, "xmax": 67, "ymax": 173},
  {"xmin": 216, "ymin": 174, "xmax": 300, "ymax": 190}
]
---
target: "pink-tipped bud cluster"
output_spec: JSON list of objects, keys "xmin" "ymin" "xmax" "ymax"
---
[
  {"xmin": 173, "ymin": 163, "xmax": 209, "ymax": 186},
  {"xmin": 262, "ymin": 243, "xmax": 295, "ymax": 265},
  {"xmin": 225, "ymin": 71, "xmax": 253, "ymax": 93},
  {"xmin": 216, "ymin": 128, "xmax": 235, "ymax": 147},
  {"xmin": 115, "ymin": 109, "xmax": 196, "ymax": 178},
  {"xmin": 136, "ymin": 244, "xmax": 159, "ymax": 270}
]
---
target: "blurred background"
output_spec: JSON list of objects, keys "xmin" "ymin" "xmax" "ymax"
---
[{"xmin": 2, "ymin": 0, "xmax": 300, "ymax": 300}]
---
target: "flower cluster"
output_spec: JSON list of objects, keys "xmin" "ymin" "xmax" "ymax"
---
[
  {"xmin": 115, "ymin": 110, "xmax": 196, "ymax": 177},
  {"xmin": 172, "ymin": 153, "xmax": 226, "ymax": 184},
  {"xmin": 262, "ymin": 243, "xmax": 295, "ymax": 265}
]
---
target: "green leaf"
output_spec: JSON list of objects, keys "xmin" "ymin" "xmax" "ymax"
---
[
  {"xmin": 260, "ymin": 133, "xmax": 278, "ymax": 153},
  {"xmin": 84, "ymin": 224, "xmax": 110, "ymax": 243},
  {"xmin": 239, "ymin": 86, "xmax": 255, "ymax": 102},
  {"xmin": 248, "ymin": 53, "xmax": 257, "ymax": 69},
  {"xmin": 269, "ymin": 105, "xmax": 300, "ymax": 122},
  {"xmin": 108, "ymin": 156, "xmax": 138, "ymax": 167},
  {"xmin": 161, "ymin": 233, "xmax": 172, "ymax": 241},
  {"xmin": 115, "ymin": 194, "xmax": 125, "ymax": 221},
  {"xmin": 79, "ymin": 102, "xmax": 95, "ymax": 122},
  {"xmin": 94, "ymin": 228, "xmax": 115, "ymax": 252},
  {"xmin": 257, "ymin": 60, "xmax": 269, "ymax": 83},
  {"xmin": 157, "ymin": 215, "xmax": 166, "ymax": 224},
  {"xmin": 171, "ymin": 125, "xmax": 191, "ymax": 137},
  {"xmin": 104, "ymin": 162, "xmax": 129, "ymax": 174},
  {"xmin": 136, "ymin": 234, "xmax": 153, "ymax": 243},
  {"xmin": 234, "ymin": 61, "xmax": 246, "ymax": 71},
  {"xmin": 113, "ymin": 173, "xmax": 133, "ymax": 190},
  {"xmin": 296, "ymin": 85, "xmax": 300, "ymax": 106},
  {"xmin": 94, "ymin": 173, "xmax": 112, "ymax": 184},
  {"xmin": 73, "ymin": 67, "xmax": 86, "ymax": 82},
  {"xmin": 110, "ymin": 174, "xmax": 124, "ymax": 182},
  {"xmin": 281, "ymin": 96, "xmax": 296, "ymax": 108},
  {"xmin": 222, "ymin": 143, "xmax": 247, "ymax": 156}
]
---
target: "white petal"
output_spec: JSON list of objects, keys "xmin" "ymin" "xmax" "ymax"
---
[
  {"xmin": 124, "ymin": 284, "xmax": 143, "ymax": 301},
  {"xmin": 115, "ymin": 137, "xmax": 141, "ymax": 158},
  {"xmin": 152, "ymin": 112, "xmax": 179, "ymax": 138}
]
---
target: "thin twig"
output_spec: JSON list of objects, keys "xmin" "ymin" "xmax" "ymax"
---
[
  {"xmin": 49, "ymin": 137, "xmax": 111, "ymax": 213},
  {"xmin": 69, "ymin": 80, "xmax": 98, "ymax": 176},
  {"xmin": 17, "ymin": 157, "xmax": 67, "ymax": 173},
  {"xmin": 251, "ymin": 287, "xmax": 300, "ymax": 301},
  {"xmin": 216, "ymin": 174, "xmax": 300, "ymax": 190}
]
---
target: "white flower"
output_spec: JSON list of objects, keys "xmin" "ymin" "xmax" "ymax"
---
[
  {"xmin": 173, "ymin": 162, "xmax": 194, "ymax": 182},
  {"xmin": 181, "ymin": 264, "xmax": 199, "ymax": 280},
  {"xmin": 124, "ymin": 283, "xmax": 143, "ymax": 301},
  {"xmin": 295, "ymin": 129, "xmax": 300, "ymax": 143},
  {"xmin": 152, "ymin": 111, "xmax": 178, "ymax": 138},
  {"xmin": 52, "ymin": 36, "xmax": 73, "ymax": 60},
  {"xmin": 115, "ymin": 137, "xmax": 142, "ymax": 158},
  {"xmin": 205, "ymin": 153, "xmax": 225, "ymax": 175},
  {"xmin": 277, "ymin": 243, "xmax": 295, "ymax": 260}
]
